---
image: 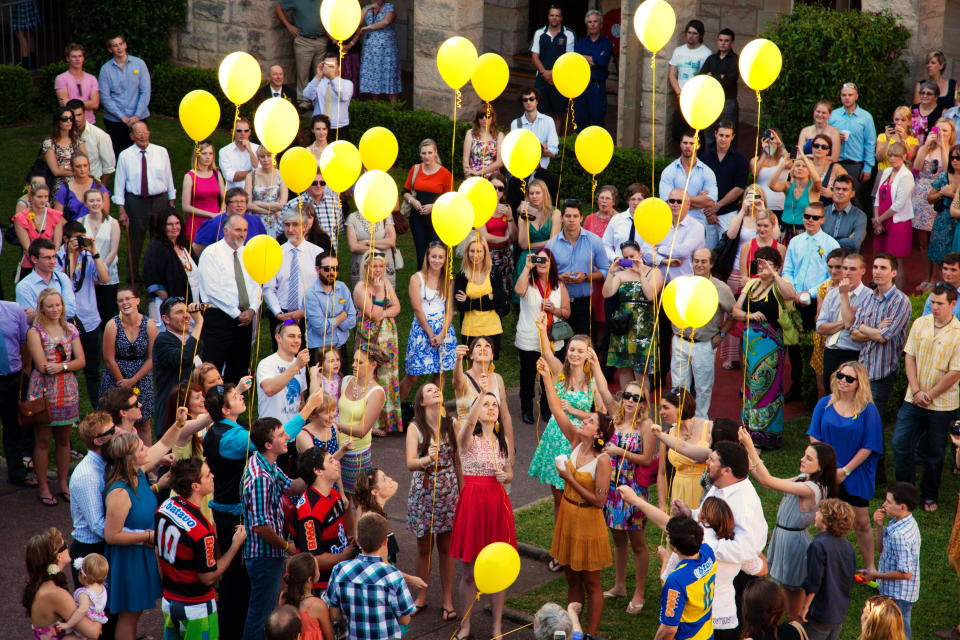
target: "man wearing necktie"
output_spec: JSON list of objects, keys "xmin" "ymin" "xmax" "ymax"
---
[
  {"xmin": 111, "ymin": 121, "xmax": 176, "ymax": 283},
  {"xmin": 263, "ymin": 209, "xmax": 324, "ymax": 349},
  {"xmin": 198, "ymin": 214, "xmax": 262, "ymax": 383},
  {"xmin": 253, "ymin": 66, "xmax": 295, "ymax": 146},
  {"xmin": 303, "ymin": 55, "xmax": 353, "ymax": 141}
]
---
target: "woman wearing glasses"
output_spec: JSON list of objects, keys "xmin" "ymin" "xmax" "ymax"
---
[
  {"xmin": 911, "ymin": 81, "xmax": 945, "ymax": 145},
  {"xmin": 927, "ymin": 144, "xmax": 960, "ymax": 268},
  {"xmin": 41, "ymin": 107, "xmax": 86, "ymax": 193},
  {"xmin": 807, "ymin": 134, "xmax": 848, "ymax": 205},
  {"xmin": 769, "ymin": 152, "xmax": 822, "ymax": 241},
  {"xmin": 26, "ymin": 288, "xmax": 85, "ymax": 506},
  {"xmin": 874, "ymin": 143, "xmax": 916, "ymax": 288},
  {"xmin": 913, "ymin": 50, "xmax": 958, "ymax": 111},
  {"xmin": 477, "ymin": 173, "xmax": 516, "ymax": 300},
  {"xmin": 462, "ymin": 107, "xmax": 504, "ymax": 178},
  {"xmin": 913, "ymin": 118, "xmax": 956, "ymax": 289},
  {"xmin": 807, "ymin": 361, "xmax": 883, "ymax": 576}
]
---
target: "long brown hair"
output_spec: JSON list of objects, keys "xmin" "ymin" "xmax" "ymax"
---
[
  {"xmin": 164, "ymin": 383, "xmax": 204, "ymax": 455},
  {"xmin": 353, "ymin": 467, "xmax": 387, "ymax": 517},
  {"xmin": 471, "ymin": 106, "xmax": 500, "ymax": 137},
  {"xmin": 22, "ymin": 528, "xmax": 69, "ymax": 614},
  {"xmin": 104, "ymin": 433, "xmax": 143, "ymax": 491},
  {"xmin": 740, "ymin": 578, "xmax": 787, "ymax": 638},
  {"xmin": 412, "ymin": 385, "xmax": 458, "ymax": 459},
  {"xmin": 281, "ymin": 553, "xmax": 317, "ymax": 608}
]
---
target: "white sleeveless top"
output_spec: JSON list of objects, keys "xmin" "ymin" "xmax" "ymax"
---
[
  {"xmin": 417, "ymin": 272, "xmax": 446, "ymax": 316},
  {"xmin": 757, "ymin": 164, "xmax": 786, "ymax": 211},
  {"xmin": 83, "ymin": 215, "xmax": 119, "ymax": 284},
  {"xmin": 515, "ymin": 279, "xmax": 564, "ymax": 352}
]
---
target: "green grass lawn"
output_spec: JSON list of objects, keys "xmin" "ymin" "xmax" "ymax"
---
[{"xmin": 509, "ymin": 417, "xmax": 959, "ymax": 639}]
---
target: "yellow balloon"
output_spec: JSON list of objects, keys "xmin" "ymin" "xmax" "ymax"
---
[
  {"xmin": 632, "ymin": 0, "xmax": 676, "ymax": 53},
  {"xmin": 574, "ymin": 126, "xmax": 614, "ymax": 175},
  {"xmin": 459, "ymin": 177, "xmax": 498, "ymax": 229},
  {"xmin": 354, "ymin": 170, "xmax": 398, "ymax": 224},
  {"xmin": 218, "ymin": 51, "xmax": 261, "ymax": 105},
  {"xmin": 279, "ymin": 147, "xmax": 318, "ymax": 194},
  {"xmin": 319, "ymin": 140, "xmax": 362, "ymax": 192},
  {"xmin": 679, "ymin": 75, "xmax": 725, "ymax": 131},
  {"xmin": 633, "ymin": 197, "xmax": 672, "ymax": 245},
  {"xmin": 179, "ymin": 90, "xmax": 221, "ymax": 142},
  {"xmin": 738, "ymin": 38, "xmax": 783, "ymax": 92},
  {"xmin": 437, "ymin": 37, "xmax": 478, "ymax": 90},
  {"xmin": 471, "ymin": 53, "xmax": 509, "ymax": 103},
  {"xmin": 254, "ymin": 97, "xmax": 300, "ymax": 154},
  {"xmin": 242, "ymin": 234, "xmax": 283, "ymax": 285},
  {"xmin": 664, "ymin": 276, "xmax": 719, "ymax": 329},
  {"xmin": 432, "ymin": 192, "xmax": 474, "ymax": 247},
  {"xmin": 501, "ymin": 129, "xmax": 542, "ymax": 180},
  {"xmin": 474, "ymin": 542, "xmax": 521, "ymax": 594},
  {"xmin": 320, "ymin": 0, "xmax": 362, "ymax": 42},
  {"xmin": 358, "ymin": 127, "xmax": 399, "ymax": 171},
  {"xmin": 552, "ymin": 52, "xmax": 590, "ymax": 99}
]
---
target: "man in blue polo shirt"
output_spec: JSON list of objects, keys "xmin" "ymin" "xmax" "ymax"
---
[
  {"xmin": 192, "ymin": 187, "xmax": 268, "ymax": 257},
  {"xmin": 546, "ymin": 198, "xmax": 609, "ymax": 337},
  {"xmin": 98, "ymin": 34, "xmax": 150, "ymax": 157},
  {"xmin": 16, "ymin": 238, "xmax": 77, "ymax": 324},
  {"xmin": 531, "ymin": 5, "xmax": 575, "ymax": 119},
  {"xmin": 659, "ymin": 130, "xmax": 719, "ymax": 248},
  {"xmin": 574, "ymin": 10, "xmax": 613, "ymax": 130},
  {"xmin": 829, "ymin": 82, "xmax": 877, "ymax": 199}
]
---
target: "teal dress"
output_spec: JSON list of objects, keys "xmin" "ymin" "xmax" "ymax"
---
[
  {"xmin": 104, "ymin": 470, "xmax": 162, "ymax": 613},
  {"xmin": 929, "ymin": 172, "xmax": 957, "ymax": 262},
  {"xmin": 513, "ymin": 216, "xmax": 553, "ymax": 302},
  {"xmin": 528, "ymin": 378, "xmax": 595, "ymax": 489}
]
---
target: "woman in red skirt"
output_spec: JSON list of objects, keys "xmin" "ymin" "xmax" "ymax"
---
[{"xmin": 450, "ymin": 390, "xmax": 516, "ymax": 640}]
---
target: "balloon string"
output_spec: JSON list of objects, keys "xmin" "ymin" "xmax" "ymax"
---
[
  {"xmin": 751, "ymin": 91, "xmax": 762, "ymax": 219},
  {"xmin": 650, "ymin": 55, "xmax": 656, "ymax": 196},
  {"xmin": 448, "ymin": 593, "xmax": 482, "ymax": 640},
  {"xmin": 247, "ymin": 295, "xmax": 265, "ymax": 428},
  {"xmin": 175, "ymin": 142, "xmax": 202, "ymax": 398},
  {"xmin": 480, "ymin": 102, "xmax": 491, "ymax": 178},
  {"xmin": 491, "ymin": 623, "xmax": 533, "ymax": 640},
  {"xmin": 336, "ymin": 42, "xmax": 345, "ymax": 142},
  {"xmin": 588, "ymin": 174, "xmax": 596, "ymax": 338},
  {"xmin": 556, "ymin": 99, "xmax": 571, "ymax": 202},
  {"xmin": 232, "ymin": 104, "xmax": 239, "ymax": 142},
  {"xmin": 452, "ymin": 89, "xmax": 461, "ymax": 184}
]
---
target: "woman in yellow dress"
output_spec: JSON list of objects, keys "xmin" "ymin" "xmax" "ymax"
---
[
  {"xmin": 454, "ymin": 235, "xmax": 507, "ymax": 357},
  {"xmin": 538, "ymin": 359, "xmax": 612, "ymax": 638},
  {"xmin": 656, "ymin": 389, "xmax": 711, "ymax": 511}
]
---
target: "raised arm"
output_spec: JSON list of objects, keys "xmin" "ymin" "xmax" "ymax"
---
[
  {"xmin": 738, "ymin": 427, "xmax": 816, "ymax": 499},
  {"xmin": 537, "ymin": 358, "xmax": 580, "ymax": 444}
]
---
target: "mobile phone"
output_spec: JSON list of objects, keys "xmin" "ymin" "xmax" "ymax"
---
[
  {"xmin": 887, "ymin": 122, "xmax": 896, "ymax": 132},
  {"xmin": 619, "ymin": 258, "xmax": 634, "ymax": 268},
  {"xmin": 951, "ymin": 420, "xmax": 960, "ymax": 437},
  {"xmin": 761, "ymin": 128, "xmax": 773, "ymax": 141},
  {"xmin": 932, "ymin": 126, "xmax": 941, "ymax": 136}
]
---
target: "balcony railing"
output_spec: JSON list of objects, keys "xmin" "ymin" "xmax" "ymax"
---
[{"xmin": 0, "ymin": 0, "xmax": 67, "ymax": 69}]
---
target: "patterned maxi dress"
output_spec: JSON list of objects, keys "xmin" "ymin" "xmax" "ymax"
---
[
  {"xmin": 606, "ymin": 279, "xmax": 657, "ymax": 375},
  {"xmin": 407, "ymin": 436, "xmax": 460, "ymax": 538},
  {"xmin": 912, "ymin": 155, "xmax": 942, "ymax": 232},
  {"xmin": 528, "ymin": 378, "xmax": 595, "ymax": 489},
  {"xmin": 359, "ymin": 2, "xmax": 401, "ymax": 95},
  {"xmin": 358, "ymin": 310, "xmax": 403, "ymax": 434},
  {"xmin": 99, "ymin": 315, "xmax": 154, "ymax": 422},
  {"xmin": 741, "ymin": 286, "xmax": 785, "ymax": 448}
]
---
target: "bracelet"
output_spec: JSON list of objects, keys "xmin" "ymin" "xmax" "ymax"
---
[
  {"xmin": 841, "ymin": 466, "xmax": 850, "ymax": 475},
  {"xmin": 750, "ymin": 460, "xmax": 762, "ymax": 472},
  {"xmin": 93, "ymin": 253, "xmax": 101, "ymax": 260},
  {"xmin": 150, "ymin": 483, "xmax": 159, "ymax": 493}
]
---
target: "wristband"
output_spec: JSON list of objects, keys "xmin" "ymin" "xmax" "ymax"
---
[
  {"xmin": 841, "ymin": 466, "xmax": 850, "ymax": 475},
  {"xmin": 93, "ymin": 253, "xmax": 101, "ymax": 260}
]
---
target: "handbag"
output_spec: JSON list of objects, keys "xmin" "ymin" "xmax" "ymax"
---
[
  {"xmin": 713, "ymin": 224, "xmax": 741, "ymax": 282},
  {"xmin": 549, "ymin": 319, "xmax": 575, "ymax": 342},
  {"xmin": 636, "ymin": 456, "xmax": 659, "ymax": 488},
  {"xmin": 399, "ymin": 163, "xmax": 421, "ymax": 219},
  {"xmin": 770, "ymin": 282, "xmax": 802, "ymax": 346},
  {"xmin": 18, "ymin": 371, "xmax": 51, "ymax": 427},
  {"xmin": 391, "ymin": 247, "xmax": 404, "ymax": 270}
]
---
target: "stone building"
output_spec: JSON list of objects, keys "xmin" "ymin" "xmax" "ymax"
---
[{"xmin": 170, "ymin": 0, "xmax": 960, "ymax": 152}]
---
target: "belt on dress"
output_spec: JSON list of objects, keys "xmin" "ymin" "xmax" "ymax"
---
[
  {"xmin": 564, "ymin": 494, "xmax": 599, "ymax": 509},
  {"xmin": 775, "ymin": 523, "xmax": 806, "ymax": 532}
]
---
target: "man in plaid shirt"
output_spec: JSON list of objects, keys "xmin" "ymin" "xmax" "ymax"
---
[
  {"xmin": 325, "ymin": 513, "xmax": 416, "ymax": 640},
  {"xmin": 242, "ymin": 417, "xmax": 308, "ymax": 640},
  {"xmin": 860, "ymin": 482, "xmax": 921, "ymax": 638}
]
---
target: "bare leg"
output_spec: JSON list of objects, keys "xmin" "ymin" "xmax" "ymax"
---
[
  {"xmin": 565, "ymin": 566, "xmax": 585, "ymax": 607},
  {"xmin": 606, "ymin": 529, "xmax": 628, "ymax": 596},
  {"xmin": 437, "ymin": 532, "xmax": 456, "ymax": 613},
  {"xmin": 784, "ymin": 586, "xmax": 805, "ymax": 621},
  {"xmin": 853, "ymin": 505, "xmax": 875, "ymax": 571},
  {"xmin": 458, "ymin": 560, "xmax": 478, "ymax": 637},
  {"xmin": 583, "ymin": 570, "xmax": 604, "ymax": 635},
  {"xmin": 414, "ymin": 535, "xmax": 431, "ymax": 607},
  {"xmin": 34, "ymin": 425, "xmax": 53, "ymax": 499},
  {"xmin": 54, "ymin": 426, "xmax": 71, "ymax": 494},
  {"xmin": 490, "ymin": 591, "xmax": 506, "ymax": 639},
  {"xmin": 551, "ymin": 487, "xmax": 563, "ymax": 517},
  {"xmin": 628, "ymin": 529, "xmax": 649, "ymax": 607},
  {"xmin": 399, "ymin": 374, "xmax": 418, "ymax": 403},
  {"xmin": 115, "ymin": 610, "xmax": 143, "ymax": 640}
]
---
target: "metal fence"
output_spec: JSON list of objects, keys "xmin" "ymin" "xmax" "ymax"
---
[{"xmin": 0, "ymin": 0, "xmax": 66, "ymax": 69}]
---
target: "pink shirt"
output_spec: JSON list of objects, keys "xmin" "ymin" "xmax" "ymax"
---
[
  {"xmin": 13, "ymin": 208, "xmax": 63, "ymax": 268},
  {"xmin": 54, "ymin": 71, "xmax": 99, "ymax": 123}
]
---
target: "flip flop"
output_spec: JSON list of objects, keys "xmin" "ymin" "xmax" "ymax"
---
[
  {"xmin": 626, "ymin": 601, "xmax": 644, "ymax": 615},
  {"xmin": 411, "ymin": 604, "xmax": 428, "ymax": 617},
  {"xmin": 924, "ymin": 499, "xmax": 939, "ymax": 512},
  {"xmin": 602, "ymin": 589, "xmax": 626, "ymax": 599},
  {"xmin": 441, "ymin": 608, "xmax": 458, "ymax": 621},
  {"xmin": 38, "ymin": 495, "xmax": 58, "ymax": 507},
  {"xmin": 58, "ymin": 491, "xmax": 71, "ymax": 504},
  {"xmin": 547, "ymin": 558, "xmax": 563, "ymax": 572}
]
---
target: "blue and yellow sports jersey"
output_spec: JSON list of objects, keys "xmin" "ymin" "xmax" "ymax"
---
[{"xmin": 659, "ymin": 543, "xmax": 717, "ymax": 640}]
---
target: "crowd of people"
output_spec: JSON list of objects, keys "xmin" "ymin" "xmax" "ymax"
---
[{"xmin": 6, "ymin": 7, "xmax": 960, "ymax": 640}]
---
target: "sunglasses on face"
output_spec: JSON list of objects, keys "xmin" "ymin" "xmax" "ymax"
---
[
  {"xmin": 98, "ymin": 425, "xmax": 117, "ymax": 440},
  {"xmin": 312, "ymin": 180, "xmax": 326, "ymax": 186},
  {"xmin": 319, "ymin": 266, "xmax": 338, "ymax": 272},
  {"xmin": 920, "ymin": 91, "xmax": 936, "ymax": 96},
  {"xmin": 951, "ymin": 156, "xmax": 960, "ymax": 161},
  {"xmin": 835, "ymin": 371, "xmax": 857, "ymax": 383},
  {"xmin": 57, "ymin": 542, "xmax": 68, "ymax": 554},
  {"xmin": 667, "ymin": 198, "xmax": 684, "ymax": 205},
  {"xmin": 803, "ymin": 214, "xmax": 824, "ymax": 221},
  {"xmin": 59, "ymin": 116, "xmax": 73, "ymax": 122},
  {"xmin": 235, "ymin": 128, "xmax": 250, "ymax": 133},
  {"xmin": 493, "ymin": 185, "xmax": 505, "ymax": 191},
  {"xmin": 621, "ymin": 391, "xmax": 642, "ymax": 402},
  {"xmin": 811, "ymin": 143, "xmax": 830, "ymax": 150},
  {"xmin": 522, "ymin": 97, "xmax": 537, "ymax": 103}
]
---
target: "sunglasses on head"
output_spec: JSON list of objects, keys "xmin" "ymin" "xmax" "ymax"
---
[
  {"xmin": 667, "ymin": 198, "xmax": 684, "ymax": 205},
  {"xmin": 835, "ymin": 371, "xmax": 857, "ymax": 383},
  {"xmin": 621, "ymin": 391, "xmax": 642, "ymax": 402},
  {"xmin": 282, "ymin": 318, "xmax": 298, "ymax": 326},
  {"xmin": 803, "ymin": 213, "xmax": 823, "ymax": 221},
  {"xmin": 937, "ymin": 281, "xmax": 958, "ymax": 291}
]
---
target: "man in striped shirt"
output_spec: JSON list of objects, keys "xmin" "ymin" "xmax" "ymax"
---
[{"xmin": 850, "ymin": 253, "xmax": 911, "ymax": 417}]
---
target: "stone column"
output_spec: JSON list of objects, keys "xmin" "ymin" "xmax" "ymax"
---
[{"xmin": 412, "ymin": 0, "xmax": 484, "ymax": 119}]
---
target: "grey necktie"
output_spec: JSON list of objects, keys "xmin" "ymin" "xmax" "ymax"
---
[{"xmin": 234, "ymin": 250, "xmax": 250, "ymax": 311}]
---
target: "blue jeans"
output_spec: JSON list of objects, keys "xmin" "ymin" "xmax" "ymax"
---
[
  {"xmin": 894, "ymin": 599, "xmax": 913, "ymax": 638},
  {"xmin": 892, "ymin": 402, "xmax": 955, "ymax": 502},
  {"xmin": 243, "ymin": 556, "xmax": 286, "ymax": 640}
]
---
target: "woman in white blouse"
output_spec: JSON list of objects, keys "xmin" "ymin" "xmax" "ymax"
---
[
  {"xmin": 81, "ymin": 188, "xmax": 120, "ymax": 320},
  {"xmin": 873, "ymin": 143, "xmax": 916, "ymax": 289}
]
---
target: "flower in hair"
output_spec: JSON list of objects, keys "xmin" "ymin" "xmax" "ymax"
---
[
  {"xmin": 73, "ymin": 556, "xmax": 85, "ymax": 571},
  {"xmin": 47, "ymin": 564, "xmax": 60, "ymax": 576},
  {"xmin": 596, "ymin": 437, "xmax": 604, "ymax": 446}
]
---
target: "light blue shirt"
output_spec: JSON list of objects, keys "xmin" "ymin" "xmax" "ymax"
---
[
  {"xmin": 828, "ymin": 105, "xmax": 877, "ymax": 172},
  {"xmin": 57, "ymin": 248, "xmax": 104, "ymax": 333},
  {"xmin": 69, "ymin": 451, "xmax": 107, "ymax": 543},
  {"xmin": 638, "ymin": 214, "xmax": 705, "ymax": 282},
  {"xmin": 305, "ymin": 280, "xmax": 357, "ymax": 348},
  {"xmin": 815, "ymin": 282, "xmax": 870, "ymax": 352},
  {"xmin": 303, "ymin": 76, "xmax": 353, "ymax": 127},
  {"xmin": 509, "ymin": 111, "xmax": 559, "ymax": 171},
  {"xmin": 658, "ymin": 158, "xmax": 718, "ymax": 227},
  {"xmin": 782, "ymin": 230, "xmax": 841, "ymax": 298},
  {"xmin": 98, "ymin": 55, "xmax": 151, "ymax": 122},
  {"xmin": 545, "ymin": 229, "xmax": 610, "ymax": 298},
  {"xmin": 922, "ymin": 291, "xmax": 960, "ymax": 319},
  {"xmin": 944, "ymin": 106, "xmax": 960, "ymax": 134},
  {"xmin": 16, "ymin": 270, "xmax": 77, "ymax": 320}
]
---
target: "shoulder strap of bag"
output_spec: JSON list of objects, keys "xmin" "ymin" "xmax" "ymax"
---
[
  {"xmin": 463, "ymin": 371, "xmax": 483, "ymax": 395},
  {"xmin": 410, "ymin": 163, "xmax": 421, "ymax": 192},
  {"xmin": 788, "ymin": 621, "xmax": 810, "ymax": 640}
]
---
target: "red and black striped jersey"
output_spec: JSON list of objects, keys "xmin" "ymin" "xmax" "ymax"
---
[
  {"xmin": 155, "ymin": 496, "xmax": 217, "ymax": 603},
  {"xmin": 293, "ymin": 485, "xmax": 349, "ymax": 589}
]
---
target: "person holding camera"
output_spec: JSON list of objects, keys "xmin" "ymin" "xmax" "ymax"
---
[{"xmin": 57, "ymin": 220, "xmax": 109, "ymax": 408}]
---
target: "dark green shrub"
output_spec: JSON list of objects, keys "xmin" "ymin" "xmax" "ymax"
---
[
  {"xmin": 65, "ymin": 1, "xmax": 188, "ymax": 67},
  {"xmin": 0, "ymin": 65, "xmax": 34, "ymax": 125},
  {"xmin": 150, "ymin": 64, "xmax": 248, "ymax": 132},
  {"xmin": 762, "ymin": 6, "xmax": 910, "ymax": 146}
]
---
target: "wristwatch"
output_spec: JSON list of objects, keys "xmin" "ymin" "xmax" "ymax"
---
[{"xmin": 62, "ymin": 363, "xmax": 67, "ymax": 372}]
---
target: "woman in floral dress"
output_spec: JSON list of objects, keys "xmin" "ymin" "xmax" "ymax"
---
[
  {"xmin": 405, "ymin": 383, "xmax": 460, "ymax": 619},
  {"xmin": 245, "ymin": 146, "xmax": 288, "ymax": 239},
  {"xmin": 358, "ymin": 1, "xmax": 401, "ymax": 100},
  {"xmin": 462, "ymin": 108, "xmax": 504, "ymax": 178},
  {"xmin": 354, "ymin": 252, "xmax": 403, "ymax": 435}
]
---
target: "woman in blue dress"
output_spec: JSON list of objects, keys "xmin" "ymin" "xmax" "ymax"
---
[{"xmin": 357, "ymin": 1, "xmax": 401, "ymax": 100}]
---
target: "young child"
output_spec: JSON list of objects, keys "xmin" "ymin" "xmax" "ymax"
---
[
  {"xmin": 280, "ymin": 552, "xmax": 335, "ymax": 640},
  {"xmin": 314, "ymin": 347, "xmax": 343, "ymax": 415},
  {"xmin": 655, "ymin": 515, "xmax": 716, "ymax": 640},
  {"xmin": 297, "ymin": 392, "xmax": 350, "ymax": 459},
  {"xmin": 56, "ymin": 554, "xmax": 108, "ymax": 639},
  {"xmin": 800, "ymin": 498, "xmax": 856, "ymax": 640},
  {"xmin": 325, "ymin": 512, "xmax": 416, "ymax": 640},
  {"xmin": 859, "ymin": 482, "xmax": 921, "ymax": 639}
]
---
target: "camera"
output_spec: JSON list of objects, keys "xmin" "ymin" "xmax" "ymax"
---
[
  {"xmin": 77, "ymin": 235, "xmax": 93, "ymax": 249},
  {"xmin": 530, "ymin": 255, "xmax": 547, "ymax": 264},
  {"xmin": 762, "ymin": 128, "xmax": 773, "ymax": 141},
  {"xmin": 619, "ymin": 258, "xmax": 634, "ymax": 268},
  {"xmin": 951, "ymin": 420, "xmax": 960, "ymax": 437}
]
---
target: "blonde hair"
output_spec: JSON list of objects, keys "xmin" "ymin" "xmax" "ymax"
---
[
  {"xmin": 526, "ymin": 178, "xmax": 554, "ymax": 216},
  {"xmin": 104, "ymin": 433, "xmax": 143, "ymax": 491},
  {"xmin": 190, "ymin": 362, "xmax": 220, "ymax": 391},
  {"xmin": 29, "ymin": 180, "xmax": 50, "ymax": 197},
  {"xmin": 419, "ymin": 138, "xmax": 441, "ymax": 165},
  {"xmin": 36, "ymin": 289, "xmax": 70, "ymax": 332},
  {"xmin": 743, "ymin": 183, "xmax": 767, "ymax": 210},
  {"xmin": 309, "ymin": 392, "xmax": 338, "ymax": 420},
  {"xmin": 817, "ymin": 498, "xmax": 855, "ymax": 537},
  {"xmin": 858, "ymin": 596, "xmax": 908, "ymax": 640},
  {"xmin": 614, "ymin": 381, "xmax": 646, "ymax": 427},
  {"xmin": 886, "ymin": 143, "xmax": 906, "ymax": 158},
  {"xmin": 78, "ymin": 411, "xmax": 113, "ymax": 449},
  {"xmin": 826, "ymin": 361, "xmax": 873, "ymax": 415},
  {"xmin": 78, "ymin": 553, "xmax": 109, "ymax": 584},
  {"xmin": 892, "ymin": 105, "xmax": 911, "ymax": 122},
  {"xmin": 926, "ymin": 49, "xmax": 947, "ymax": 71},
  {"xmin": 361, "ymin": 251, "xmax": 388, "ymax": 278},
  {"xmin": 461, "ymin": 235, "xmax": 492, "ymax": 278},
  {"xmin": 936, "ymin": 117, "xmax": 958, "ymax": 147},
  {"xmin": 197, "ymin": 141, "xmax": 220, "ymax": 172}
]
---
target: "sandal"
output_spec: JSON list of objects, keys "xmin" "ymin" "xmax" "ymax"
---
[
  {"xmin": 924, "ymin": 499, "xmax": 939, "ymax": 512},
  {"xmin": 38, "ymin": 494, "xmax": 58, "ymax": 507},
  {"xmin": 411, "ymin": 604, "xmax": 428, "ymax": 617},
  {"xmin": 57, "ymin": 491, "xmax": 71, "ymax": 504},
  {"xmin": 602, "ymin": 589, "xmax": 626, "ymax": 599},
  {"xmin": 626, "ymin": 601, "xmax": 645, "ymax": 615},
  {"xmin": 441, "ymin": 607, "xmax": 458, "ymax": 621},
  {"xmin": 547, "ymin": 558, "xmax": 563, "ymax": 572}
]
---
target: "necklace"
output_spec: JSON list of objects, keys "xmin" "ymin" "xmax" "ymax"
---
[{"xmin": 175, "ymin": 246, "xmax": 193, "ymax": 272}]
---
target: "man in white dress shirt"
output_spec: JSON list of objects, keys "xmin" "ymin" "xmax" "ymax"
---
[
  {"xmin": 506, "ymin": 88, "xmax": 560, "ymax": 213},
  {"xmin": 263, "ymin": 208, "xmax": 324, "ymax": 348},
  {"xmin": 219, "ymin": 117, "xmax": 260, "ymax": 191},
  {"xmin": 112, "ymin": 121, "xmax": 175, "ymax": 282},
  {"xmin": 198, "ymin": 214, "xmax": 262, "ymax": 383},
  {"xmin": 303, "ymin": 55, "xmax": 352, "ymax": 141},
  {"xmin": 66, "ymin": 98, "xmax": 115, "ymax": 184}
]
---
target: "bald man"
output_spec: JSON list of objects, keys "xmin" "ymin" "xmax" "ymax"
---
[{"xmin": 256, "ymin": 65, "xmax": 295, "ymax": 105}]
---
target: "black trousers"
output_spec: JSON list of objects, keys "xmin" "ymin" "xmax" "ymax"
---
[
  {"xmin": 787, "ymin": 302, "xmax": 818, "ymax": 389},
  {"xmin": 821, "ymin": 347, "xmax": 860, "ymax": 391},
  {"xmin": 122, "ymin": 192, "xmax": 169, "ymax": 283},
  {"xmin": 568, "ymin": 296, "xmax": 591, "ymax": 336},
  {"xmin": 1, "ymin": 370, "xmax": 34, "ymax": 483},
  {"xmin": 78, "ymin": 327, "xmax": 101, "ymax": 409},
  {"xmin": 69, "ymin": 539, "xmax": 117, "ymax": 640},
  {"xmin": 330, "ymin": 125, "xmax": 351, "ymax": 142},
  {"xmin": 104, "ymin": 118, "xmax": 145, "ymax": 159},
  {"xmin": 518, "ymin": 348, "xmax": 553, "ymax": 416},
  {"xmin": 212, "ymin": 510, "xmax": 250, "ymax": 640},
  {"xmin": 95, "ymin": 283, "xmax": 119, "ymax": 324},
  {"xmin": 201, "ymin": 308, "xmax": 253, "ymax": 384}
]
